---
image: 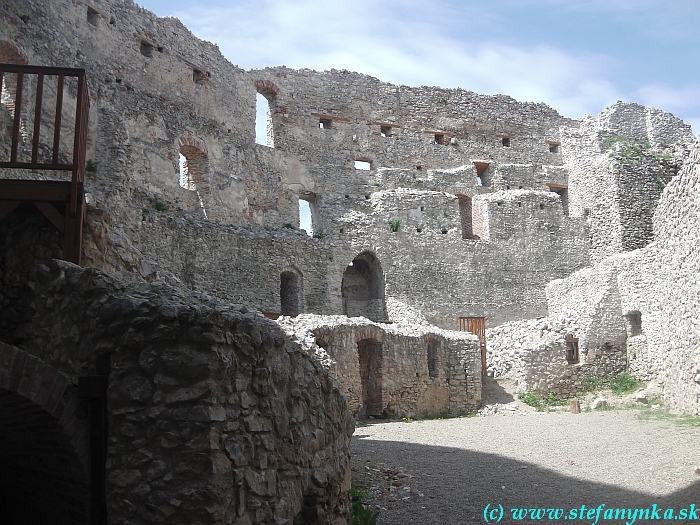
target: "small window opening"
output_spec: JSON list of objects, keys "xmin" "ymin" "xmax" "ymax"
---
[
  {"xmin": 140, "ymin": 41, "xmax": 154, "ymax": 58},
  {"xmin": 441, "ymin": 228, "xmax": 448, "ymax": 234},
  {"xmin": 319, "ymin": 118, "xmax": 332, "ymax": 129},
  {"xmin": 501, "ymin": 137, "xmax": 511, "ymax": 147},
  {"xmin": 477, "ymin": 177, "xmax": 482, "ymax": 186},
  {"xmin": 518, "ymin": 186, "xmax": 523, "ymax": 189},
  {"xmin": 87, "ymin": 6, "xmax": 99, "ymax": 26},
  {"xmin": 416, "ymin": 228, "xmax": 422, "ymax": 233},
  {"xmin": 157, "ymin": 45, "xmax": 164, "ymax": 52},
  {"xmin": 178, "ymin": 153, "xmax": 190, "ymax": 190},
  {"xmin": 355, "ymin": 160, "xmax": 371, "ymax": 170},
  {"xmin": 380, "ymin": 126, "xmax": 391, "ymax": 138},
  {"xmin": 549, "ymin": 186, "xmax": 569, "ymax": 216},
  {"xmin": 434, "ymin": 134, "xmax": 444, "ymax": 145},
  {"xmin": 506, "ymin": 185, "xmax": 510, "ymax": 190},
  {"xmin": 565, "ymin": 335, "xmax": 579, "ymax": 364},
  {"xmin": 109, "ymin": 16, "xmax": 116, "ymax": 26},
  {"xmin": 549, "ymin": 142, "xmax": 561, "ymax": 153},
  {"xmin": 345, "ymin": 194, "xmax": 349, "ymax": 199},
  {"xmin": 497, "ymin": 201, "xmax": 503, "ymax": 206},
  {"xmin": 427, "ymin": 341, "xmax": 439, "ymax": 378},
  {"xmin": 256, "ymin": 93, "xmax": 274, "ymax": 146},
  {"xmin": 339, "ymin": 228, "xmax": 344, "ymax": 233},
  {"xmin": 420, "ymin": 206, "xmax": 424, "ymax": 211},
  {"xmin": 193, "ymin": 69, "xmax": 209, "ymax": 84},
  {"xmin": 625, "ymin": 311, "xmax": 643, "ymax": 337},
  {"xmin": 299, "ymin": 199, "xmax": 312, "ymax": 236},
  {"xmin": 517, "ymin": 202, "xmax": 521, "ymax": 207},
  {"xmin": 474, "ymin": 162, "xmax": 490, "ymax": 187},
  {"xmin": 364, "ymin": 195, "xmax": 370, "ymax": 199},
  {"xmin": 539, "ymin": 203, "xmax": 545, "ymax": 209},
  {"xmin": 415, "ymin": 165, "xmax": 422, "ymax": 171}
]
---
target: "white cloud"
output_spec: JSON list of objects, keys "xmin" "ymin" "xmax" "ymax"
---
[{"xmin": 160, "ymin": 0, "xmax": 696, "ymax": 125}]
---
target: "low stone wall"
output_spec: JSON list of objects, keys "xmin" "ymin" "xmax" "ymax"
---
[
  {"xmin": 278, "ymin": 315, "xmax": 481, "ymax": 418},
  {"xmin": 487, "ymin": 315, "xmax": 626, "ymax": 397},
  {"xmin": 16, "ymin": 261, "xmax": 353, "ymax": 525}
]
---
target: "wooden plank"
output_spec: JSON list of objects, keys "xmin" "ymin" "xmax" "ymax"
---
[
  {"xmin": 52, "ymin": 74, "xmax": 64, "ymax": 165},
  {"xmin": 0, "ymin": 180, "xmax": 72, "ymax": 201},
  {"xmin": 368, "ymin": 121, "xmax": 401, "ymax": 128},
  {"xmin": 33, "ymin": 201, "xmax": 65, "ymax": 234},
  {"xmin": 31, "ymin": 73, "xmax": 44, "ymax": 164},
  {"xmin": 0, "ymin": 64, "xmax": 87, "ymax": 77},
  {"xmin": 310, "ymin": 113, "xmax": 350, "ymax": 123},
  {"xmin": 0, "ymin": 161, "xmax": 74, "ymax": 170},
  {"xmin": 10, "ymin": 72, "xmax": 23, "ymax": 163},
  {"xmin": 0, "ymin": 201, "xmax": 20, "ymax": 222}
]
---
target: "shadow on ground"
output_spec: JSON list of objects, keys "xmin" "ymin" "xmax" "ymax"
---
[{"xmin": 352, "ymin": 437, "xmax": 700, "ymax": 524}]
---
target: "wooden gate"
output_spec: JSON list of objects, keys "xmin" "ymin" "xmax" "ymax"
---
[{"xmin": 459, "ymin": 317, "xmax": 487, "ymax": 375}]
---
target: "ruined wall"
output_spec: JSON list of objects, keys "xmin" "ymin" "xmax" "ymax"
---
[
  {"xmin": 10, "ymin": 260, "xmax": 353, "ymax": 525},
  {"xmin": 278, "ymin": 315, "xmax": 481, "ymax": 418},
  {"xmin": 562, "ymin": 102, "xmax": 693, "ymax": 263},
  {"xmin": 1, "ymin": 0, "xmax": 594, "ymax": 332},
  {"xmin": 486, "ymin": 315, "xmax": 626, "ymax": 397},
  {"xmin": 540, "ymin": 140, "xmax": 700, "ymax": 414}
]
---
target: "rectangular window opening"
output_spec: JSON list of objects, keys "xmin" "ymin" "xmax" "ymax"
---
[
  {"xmin": 434, "ymin": 133, "xmax": 444, "ymax": 145},
  {"xmin": 501, "ymin": 137, "xmax": 511, "ymax": 147},
  {"xmin": 193, "ymin": 69, "xmax": 209, "ymax": 84},
  {"xmin": 319, "ymin": 118, "xmax": 332, "ymax": 129},
  {"xmin": 625, "ymin": 311, "xmax": 643, "ymax": 337},
  {"xmin": 140, "ymin": 41, "xmax": 154, "ymax": 58},
  {"xmin": 565, "ymin": 337, "xmax": 579, "ymax": 364},
  {"xmin": 354, "ymin": 160, "xmax": 371, "ymax": 170},
  {"xmin": 380, "ymin": 126, "xmax": 391, "ymax": 138},
  {"xmin": 549, "ymin": 142, "xmax": 561, "ymax": 153},
  {"xmin": 87, "ymin": 6, "xmax": 99, "ymax": 26}
]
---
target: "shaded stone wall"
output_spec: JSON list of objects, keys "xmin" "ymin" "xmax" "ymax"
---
[
  {"xmin": 279, "ymin": 315, "xmax": 481, "ymax": 418},
  {"xmin": 10, "ymin": 261, "xmax": 353, "ymax": 525}
]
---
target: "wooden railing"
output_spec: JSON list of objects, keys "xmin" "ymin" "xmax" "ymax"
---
[{"xmin": 0, "ymin": 64, "xmax": 89, "ymax": 264}]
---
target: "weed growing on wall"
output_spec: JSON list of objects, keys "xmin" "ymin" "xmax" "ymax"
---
[
  {"xmin": 388, "ymin": 219, "xmax": 401, "ymax": 232},
  {"xmin": 607, "ymin": 372, "xmax": 643, "ymax": 395}
]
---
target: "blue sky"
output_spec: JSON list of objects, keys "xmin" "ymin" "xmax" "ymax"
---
[{"xmin": 137, "ymin": 0, "xmax": 700, "ymax": 134}]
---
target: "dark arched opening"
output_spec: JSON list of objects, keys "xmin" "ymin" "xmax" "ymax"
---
[
  {"xmin": 280, "ymin": 270, "xmax": 301, "ymax": 316},
  {"xmin": 357, "ymin": 339, "xmax": 383, "ymax": 417},
  {"xmin": 0, "ymin": 387, "xmax": 89, "ymax": 524},
  {"xmin": 341, "ymin": 251, "xmax": 386, "ymax": 321}
]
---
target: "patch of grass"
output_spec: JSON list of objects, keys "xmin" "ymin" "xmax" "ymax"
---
[
  {"xmin": 349, "ymin": 485, "xmax": 371, "ymax": 504},
  {"xmin": 637, "ymin": 409, "xmax": 700, "ymax": 427},
  {"xmin": 283, "ymin": 222, "xmax": 295, "ymax": 229},
  {"xmin": 607, "ymin": 372, "xmax": 643, "ymax": 395},
  {"xmin": 350, "ymin": 501, "xmax": 379, "ymax": 525},
  {"xmin": 518, "ymin": 392, "xmax": 540, "ymax": 408},
  {"xmin": 85, "ymin": 159, "xmax": 98, "ymax": 172},
  {"xmin": 582, "ymin": 376, "xmax": 604, "ymax": 394},
  {"xmin": 388, "ymin": 219, "xmax": 401, "ymax": 232},
  {"xmin": 151, "ymin": 198, "xmax": 167, "ymax": 212},
  {"xmin": 312, "ymin": 230, "xmax": 324, "ymax": 239},
  {"xmin": 518, "ymin": 392, "xmax": 567, "ymax": 411}
]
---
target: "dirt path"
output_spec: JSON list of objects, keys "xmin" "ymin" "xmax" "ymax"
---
[{"xmin": 351, "ymin": 408, "xmax": 700, "ymax": 524}]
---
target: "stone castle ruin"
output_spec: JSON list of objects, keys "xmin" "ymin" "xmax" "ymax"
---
[{"xmin": 0, "ymin": 0, "xmax": 699, "ymax": 523}]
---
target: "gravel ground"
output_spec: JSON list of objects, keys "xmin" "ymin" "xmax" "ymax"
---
[{"xmin": 351, "ymin": 407, "xmax": 700, "ymax": 524}]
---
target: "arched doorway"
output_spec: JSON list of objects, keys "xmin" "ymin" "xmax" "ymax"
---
[
  {"xmin": 341, "ymin": 251, "xmax": 386, "ymax": 321},
  {"xmin": 357, "ymin": 338, "xmax": 383, "ymax": 417},
  {"xmin": 0, "ymin": 347, "xmax": 90, "ymax": 524}
]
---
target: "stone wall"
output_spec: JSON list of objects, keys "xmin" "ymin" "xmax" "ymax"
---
[
  {"xmin": 6, "ymin": 260, "xmax": 353, "ymax": 525},
  {"xmin": 278, "ymin": 315, "xmax": 481, "ymax": 418},
  {"xmin": 486, "ymin": 315, "xmax": 626, "ymax": 397},
  {"xmin": 539, "ymin": 140, "xmax": 700, "ymax": 414}
]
